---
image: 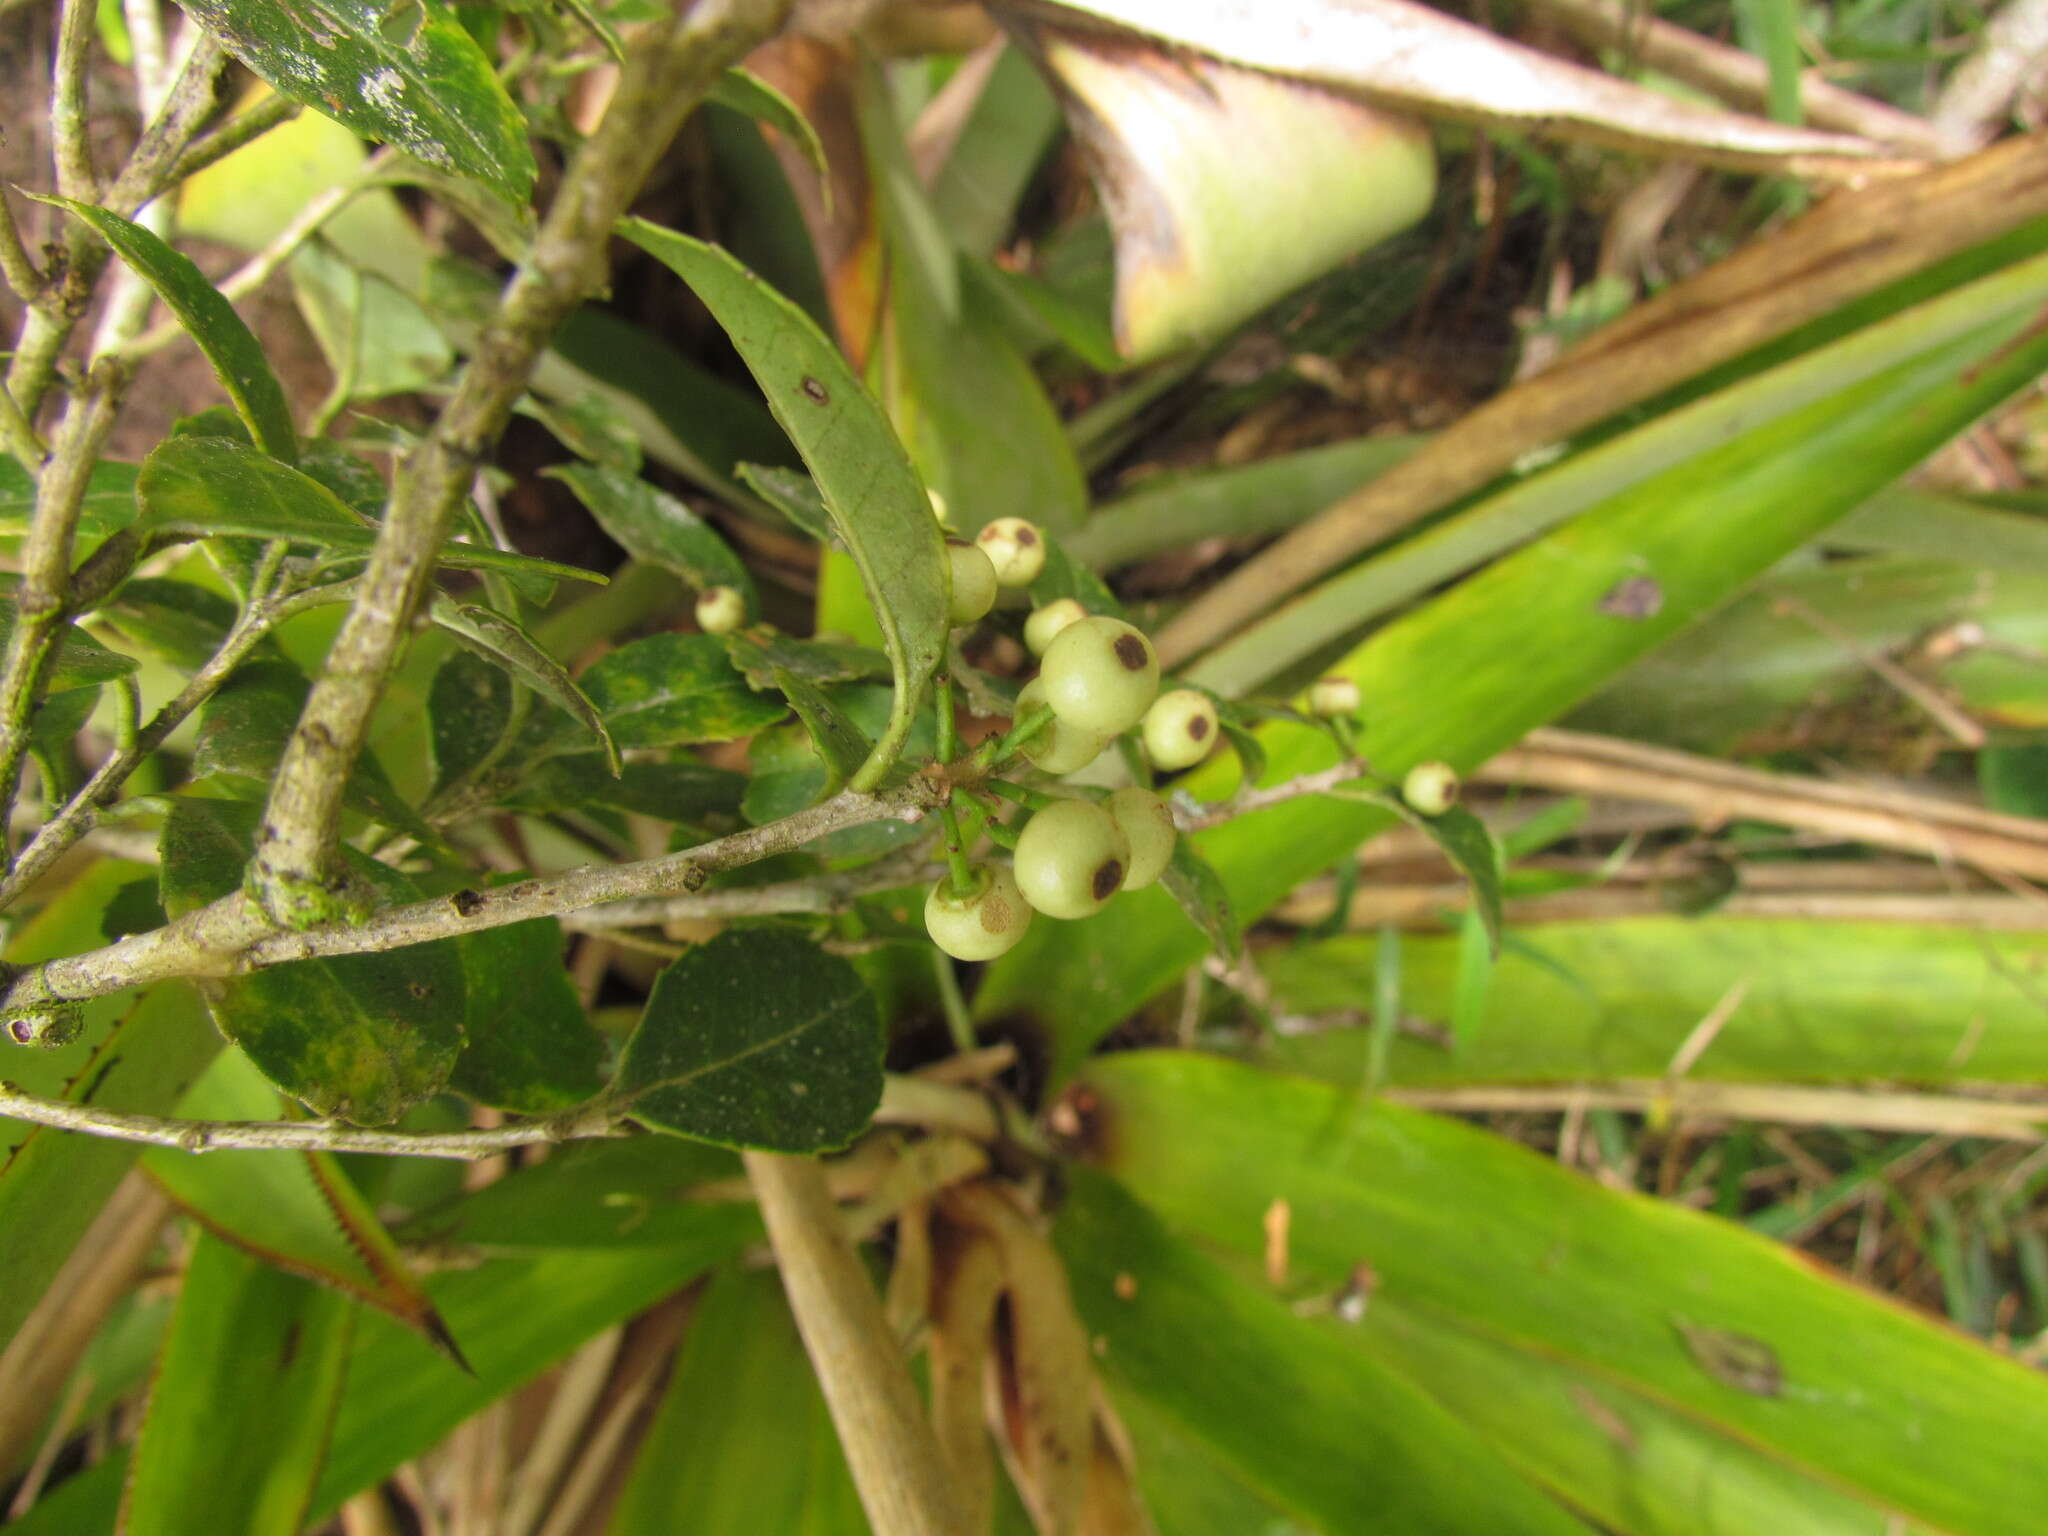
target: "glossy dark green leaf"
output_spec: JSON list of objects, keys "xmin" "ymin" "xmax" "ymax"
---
[
  {"xmin": 1079, "ymin": 1052, "xmax": 2048, "ymax": 1536},
  {"xmin": 725, "ymin": 629, "xmax": 889, "ymax": 693},
  {"xmin": 1028, "ymin": 540, "xmax": 1124, "ymax": 620},
  {"xmin": 708, "ymin": 67, "xmax": 829, "ymax": 184},
  {"xmin": 159, "ymin": 799, "xmax": 463, "ymax": 1123},
  {"xmin": 194, "ymin": 658, "xmax": 432, "ymax": 840},
  {"xmin": 501, "ymin": 753, "xmax": 746, "ymax": 822},
  {"xmin": 308, "ymin": 1216, "xmax": 757, "ymax": 1519},
  {"xmin": 427, "ymin": 646, "xmax": 512, "ymax": 794},
  {"xmin": 622, "ymin": 223, "xmax": 950, "ymax": 787},
  {"xmin": 549, "ymin": 460, "xmax": 753, "ymax": 603},
  {"xmin": 430, "ymin": 600, "xmax": 618, "ymax": 773},
  {"xmin": 40, "ymin": 197, "xmax": 296, "ymax": 460},
  {"xmin": 1157, "ymin": 838, "xmax": 1239, "ymax": 962},
  {"xmin": 1057, "ymin": 1170, "xmax": 1590, "ymax": 1534},
  {"xmin": 614, "ymin": 929, "xmax": 883, "ymax": 1152},
  {"xmin": 0, "ymin": 601, "xmax": 139, "ymax": 688},
  {"xmin": 776, "ymin": 666, "xmax": 869, "ymax": 796},
  {"xmin": 119, "ymin": 1231, "xmax": 354, "ymax": 1536},
  {"xmin": 0, "ymin": 455, "xmax": 138, "ymax": 552},
  {"xmin": 93, "ymin": 576, "xmax": 240, "ymax": 669},
  {"xmin": 175, "ymin": 0, "xmax": 535, "ymax": 204},
  {"xmin": 567, "ymin": 631, "xmax": 786, "ymax": 752},
  {"xmin": 451, "ymin": 913, "xmax": 605, "ymax": 1112},
  {"xmin": 611, "ymin": 1266, "xmax": 868, "ymax": 1535},
  {"xmin": 735, "ymin": 460, "xmax": 837, "ymax": 545},
  {"xmin": 740, "ymin": 683, "xmax": 931, "ymax": 859}
]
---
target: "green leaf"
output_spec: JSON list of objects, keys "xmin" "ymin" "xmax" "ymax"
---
[
  {"xmin": 39, "ymin": 196, "xmax": 296, "ymax": 460},
  {"xmin": 1078, "ymin": 1052, "xmax": 2048, "ymax": 1536},
  {"xmin": 427, "ymin": 645, "xmax": 511, "ymax": 794},
  {"xmin": 708, "ymin": 67, "xmax": 830, "ymax": 186},
  {"xmin": 611, "ymin": 1266, "xmax": 868, "ymax": 1534},
  {"xmin": 0, "ymin": 600, "xmax": 138, "ymax": 689},
  {"xmin": 451, "ymin": 913, "xmax": 605, "ymax": 1112},
  {"xmin": 1981, "ymin": 741, "xmax": 2048, "ymax": 818},
  {"xmin": 193, "ymin": 658, "xmax": 433, "ymax": 840},
  {"xmin": 565, "ymin": 631, "xmax": 786, "ymax": 752},
  {"xmin": 1057, "ymin": 1169, "xmax": 1589, "ymax": 1534},
  {"xmin": 159, "ymin": 799, "xmax": 463, "ymax": 1123},
  {"xmin": 1157, "ymin": 838, "xmax": 1239, "ymax": 962},
  {"xmin": 289, "ymin": 238, "xmax": 454, "ymax": 401},
  {"xmin": 736, "ymin": 459, "xmax": 838, "ymax": 545},
  {"xmin": 0, "ymin": 455, "xmax": 138, "ymax": 553},
  {"xmin": 94, "ymin": 576, "xmax": 240, "ymax": 669},
  {"xmin": 174, "ymin": 0, "xmax": 536, "ymax": 204},
  {"xmin": 0, "ymin": 863, "xmax": 218, "ymax": 1354},
  {"xmin": 308, "ymin": 1219, "xmax": 757, "ymax": 1519},
  {"xmin": 429, "ymin": 600, "xmax": 618, "ymax": 774},
  {"xmin": 143, "ymin": 1048, "xmax": 459, "ymax": 1357},
  {"xmin": 724, "ymin": 629, "xmax": 889, "ymax": 693},
  {"xmin": 621, "ymin": 222, "xmax": 950, "ymax": 789},
  {"xmin": 776, "ymin": 666, "xmax": 870, "ymax": 796},
  {"xmin": 980, "ymin": 244, "xmax": 2048, "ymax": 1083},
  {"xmin": 1259, "ymin": 915, "xmax": 2048, "ymax": 1087},
  {"xmin": 614, "ymin": 929, "xmax": 883, "ymax": 1152},
  {"xmin": 1028, "ymin": 539, "xmax": 1125, "ymax": 621},
  {"xmin": 502, "ymin": 753, "xmax": 745, "ymax": 822},
  {"xmin": 548, "ymin": 460, "xmax": 754, "ymax": 602},
  {"xmin": 118, "ymin": 1231, "xmax": 354, "ymax": 1536},
  {"xmin": 1383, "ymin": 798, "xmax": 1504, "ymax": 958}
]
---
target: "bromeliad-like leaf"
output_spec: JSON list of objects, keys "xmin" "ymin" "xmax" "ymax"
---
[
  {"xmin": 548, "ymin": 460, "xmax": 755, "ymax": 604},
  {"xmin": 613, "ymin": 929, "xmax": 883, "ymax": 1153},
  {"xmin": 39, "ymin": 197, "xmax": 297, "ymax": 460},
  {"xmin": 175, "ymin": 0, "xmax": 536, "ymax": 205},
  {"xmin": 119, "ymin": 1231, "xmax": 354, "ymax": 1536},
  {"xmin": 429, "ymin": 600, "xmax": 618, "ymax": 775},
  {"xmin": 1056, "ymin": 1168, "xmax": 1592, "ymax": 1534},
  {"xmin": 451, "ymin": 913, "xmax": 605, "ymax": 1113},
  {"xmin": 563, "ymin": 632, "xmax": 787, "ymax": 753},
  {"xmin": 1076, "ymin": 1051, "xmax": 2048, "ymax": 1536},
  {"xmin": 159, "ymin": 799, "xmax": 463, "ymax": 1123},
  {"xmin": 621, "ymin": 223, "xmax": 950, "ymax": 789},
  {"xmin": 142, "ymin": 1047, "xmax": 463, "ymax": 1360}
]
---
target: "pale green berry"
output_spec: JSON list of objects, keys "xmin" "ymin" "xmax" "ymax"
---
[
  {"xmin": 924, "ymin": 864, "xmax": 1032, "ymax": 961},
  {"xmin": 1024, "ymin": 598, "xmax": 1086, "ymax": 657},
  {"xmin": 1039, "ymin": 616, "xmax": 1159, "ymax": 736},
  {"xmin": 946, "ymin": 540, "xmax": 998, "ymax": 626},
  {"xmin": 975, "ymin": 517, "xmax": 1047, "ymax": 588},
  {"xmin": 1309, "ymin": 676, "xmax": 1361, "ymax": 718},
  {"xmin": 695, "ymin": 585, "xmax": 746, "ymax": 635},
  {"xmin": 1014, "ymin": 678, "xmax": 1110, "ymax": 775},
  {"xmin": 1013, "ymin": 797, "xmax": 1128, "ymax": 919},
  {"xmin": 1402, "ymin": 761, "xmax": 1459, "ymax": 817},
  {"xmin": 1105, "ymin": 786, "xmax": 1175, "ymax": 890},
  {"xmin": 1141, "ymin": 688, "xmax": 1218, "ymax": 771}
]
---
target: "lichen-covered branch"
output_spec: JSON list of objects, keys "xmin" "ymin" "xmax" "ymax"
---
[
  {"xmin": 0, "ymin": 784, "xmax": 933, "ymax": 1016},
  {"xmin": 249, "ymin": 0, "xmax": 795, "ymax": 927}
]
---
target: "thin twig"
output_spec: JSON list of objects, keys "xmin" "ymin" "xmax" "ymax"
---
[
  {"xmin": 158, "ymin": 90, "xmax": 298, "ymax": 189},
  {"xmin": 0, "ymin": 783, "xmax": 933, "ymax": 1015},
  {"xmin": 1173, "ymin": 757, "xmax": 1373, "ymax": 831},
  {"xmin": 0, "ymin": 188, "xmax": 43, "ymax": 304},
  {"xmin": 249, "ymin": 0, "xmax": 795, "ymax": 926},
  {"xmin": 51, "ymin": 0, "xmax": 98, "ymax": 199},
  {"xmin": 1770, "ymin": 591, "xmax": 1986, "ymax": 747}
]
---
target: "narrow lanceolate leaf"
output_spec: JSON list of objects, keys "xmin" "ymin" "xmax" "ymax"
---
[
  {"xmin": 565, "ymin": 631, "xmax": 786, "ymax": 752},
  {"xmin": 979, "ymin": 245, "xmax": 2048, "ymax": 1082},
  {"xmin": 159, "ymin": 799, "xmax": 463, "ymax": 1123},
  {"xmin": 1057, "ymin": 1170, "xmax": 1591, "ymax": 1534},
  {"xmin": 614, "ymin": 929, "xmax": 884, "ymax": 1153},
  {"xmin": 621, "ymin": 222, "xmax": 950, "ymax": 789},
  {"xmin": 1076, "ymin": 1052, "xmax": 2048, "ymax": 1536},
  {"xmin": 1021, "ymin": 0, "xmax": 1901, "ymax": 177},
  {"xmin": 38, "ymin": 197, "xmax": 296, "ymax": 460},
  {"xmin": 610, "ymin": 1267, "xmax": 868, "ymax": 1535},
  {"xmin": 1381, "ymin": 797, "xmax": 1504, "ymax": 958},
  {"xmin": 1157, "ymin": 840, "xmax": 1240, "ymax": 962},
  {"xmin": 776, "ymin": 667, "xmax": 870, "ymax": 796},
  {"xmin": 120, "ymin": 1231, "xmax": 354, "ymax": 1536},
  {"xmin": 450, "ymin": 914, "xmax": 606, "ymax": 1113},
  {"xmin": 429, "ymin": 600, "xmax": 618, "ymax": 774},
  {"xmin": 709, "ymin": 67, "xmax": 830, "ymax": 185},
  {"xmin": 175, "ymin": 0, "xmax": 535, "ymax": 204},
  {"xmin": 548, "ymin": 461, "xmax": 755, "ymax": 606},
  {"xmin": 142, "ymin": 1048, "xmax": 461, "ymax": 1360}
]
